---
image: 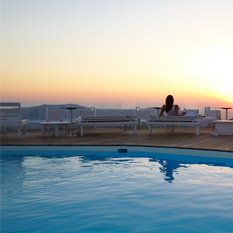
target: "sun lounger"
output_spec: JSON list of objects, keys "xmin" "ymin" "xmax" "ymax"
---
[
  {"xmin": 135, "ymin": 109, "xmax": 151, "ymax": 125},
  {"xmin": 40, "ymin": 121, "xmax": 72, "ymax": 137},
  {"xmin": 79, "ymin": 109, "xmax": 96, "ymax": 117},
  {"xmin": 198, "ymin": 117, "xmax": 217, "ymax": 127},
  {"xmin": 204, "ymin": 107, "xmax": 221, "ymax": 119},
  {"xmin": 40, "ymin": 108, "xmax": 71, "ymax": 137},
  {"xmin": 212, "ymin": 120, "xmax": 233, "ymax": 136},
  {"xmin": 0, "ymin": 102, "xmax": 27, "ymax": 138},
  {"xmin": 147, "ymin": 116, "xmax": 200, "ymax": 136},
  {"xmin": 77, "ymin": 115, "xmax": 138, "ymax": 136}
]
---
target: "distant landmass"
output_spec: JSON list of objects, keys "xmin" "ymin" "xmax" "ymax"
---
[
  {"xmin": 22, "ymin": 104, "xmax": 87, "ymax": 121},
  {"xmin": 21, "ymin": 104, "xmax": 135, "ymax": 121}
]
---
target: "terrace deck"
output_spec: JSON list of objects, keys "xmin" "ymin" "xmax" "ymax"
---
[{"xmin": 1, "ymin": 126, "xmax": 233, "ymax": 152}]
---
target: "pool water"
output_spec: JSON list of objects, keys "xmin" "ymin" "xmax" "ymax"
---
[{"xmin": 1, "ymin": 146, "xmax": 233, "ymax": 233}]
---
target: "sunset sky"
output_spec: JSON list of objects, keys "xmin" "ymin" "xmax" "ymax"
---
[{"xmin": 1, "ymin": 0, "xmax": 233, "ymax": 107}]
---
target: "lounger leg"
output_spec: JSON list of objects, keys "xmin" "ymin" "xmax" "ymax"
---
[
  {"xmin": 171, "ymin": 126, "xmax": 174, "ymax": 133},
  {"xmin": 17, "ymin": 127, "xmax": 22, "ymax": 138},
  {"xmin": 134, "ymin": 125, "xmax": 137, "ymax": 135},
  {"xmin": 148, "ymin": 124, "xmax": 152, "ymax": 135},
  {"xmin": 196, "ymin": 125, "xmax": 199, "ymax": 136},
  {"xmin": 55, "ymin": 125, "xmax": 59, "ymax": 137},
  {"xmin": 23, "ymin": 125, "xmax": 26, "ymax": 135},
  {"xmin": 80, "ymin": 126, "xmax": 84, "ymax": 136},
  {"xmin": 67, "ymin": 127, "xmax": 72, "ymax": 137},
  {"xmin": 41, "ymin": 126, "xmax": 45, "ymax": 137},
  {"xmin": 212, "ymin": 129, "xmax": 219, "ymax": 136}
]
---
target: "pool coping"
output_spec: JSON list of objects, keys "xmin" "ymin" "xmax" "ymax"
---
[{"xmin": 1, "ymin": 145, "xmax": 233, "ymax": 159}]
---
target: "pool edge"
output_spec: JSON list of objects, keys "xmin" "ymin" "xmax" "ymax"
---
[{"xmin": 1, "ymin": 145, "xmax": 233, "ymax": 159}]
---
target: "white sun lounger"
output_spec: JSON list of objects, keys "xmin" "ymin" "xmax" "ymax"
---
[
  {"xmin": 212, "ymin": 120, "xmax": 233, "ymax": 136},
  {"xmin": 40, "ymin": 109, "xmax": 71, "ymax": 137},
  {"xmin": 40, "ymin": 121, "xmax": 72, "ymax": 137},
  {"xmin": 0, "ymin": 102, "xmax": 27, "ymax": 138},
  {"xmin": 77, "ymin": 115, "xmax": 138, "ymax": 136},
  {"xmin": 147, "ymin": 116, "xmax": 200, "ymax": 136}
]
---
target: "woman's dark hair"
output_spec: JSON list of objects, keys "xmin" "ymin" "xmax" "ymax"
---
[{"xmin": 165, "ymin": 95, "xmax": 174, "ymax": 112}]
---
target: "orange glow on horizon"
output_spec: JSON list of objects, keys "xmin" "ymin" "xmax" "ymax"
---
[{"xmin": 2, "ymin": 86, "xmax": 231, "ymax": 106}]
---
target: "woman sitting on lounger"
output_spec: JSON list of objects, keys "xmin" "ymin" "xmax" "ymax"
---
[{"xmin": 159, "ymin": 95, "xmax": 186, "ymax": 117}]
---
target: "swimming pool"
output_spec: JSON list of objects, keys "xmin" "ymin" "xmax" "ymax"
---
[{"xmin": 1, "ymin": 146, "xmax": 233, "ymax": 233}]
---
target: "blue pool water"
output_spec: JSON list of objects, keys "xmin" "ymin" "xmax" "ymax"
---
[{"xmin": 1, "ymin": 146, "xmax": 233, "ymax": 233}]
